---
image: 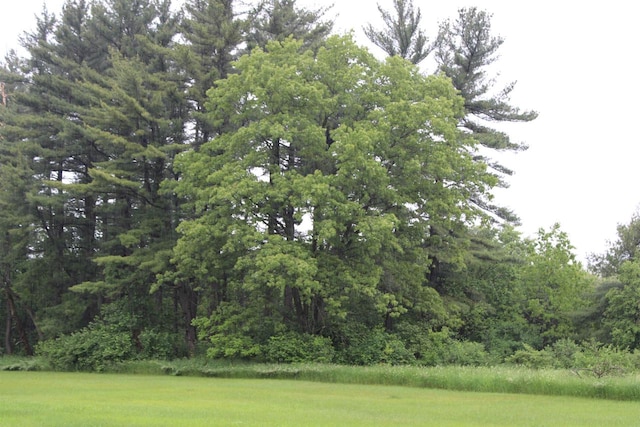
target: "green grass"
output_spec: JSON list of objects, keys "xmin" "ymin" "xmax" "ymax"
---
[
  {"xmin": 106, "ymin": 360, "xmax": 640, "ymax": 401},
  {"xmin": 4, "ymin": 356, "xmax": 640, "ymax": 401},
  {"xmin": 2, "ymin": 371, "xmax": 640, "ymax": 426}
]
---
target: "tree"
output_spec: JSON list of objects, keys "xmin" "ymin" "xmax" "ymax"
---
[
  {"xmin": 435, "ymin": 7, "xmax": 537, "ymax": 222},
  {"xmin": 66, "ymin": 0, "xmax": 193, "ymax": 353},
  {"xmin": 446, "ymin": 225, "xmax": 535, "ymax": 356},
  {"xmin": 602, "ymin": 260, "xmax": 640, "ymax": 349},
  {"xmin": 588, "ymin": 211, "xmax": 640, "ymax": 277},
  {"xmin": 180, "ymin": 0, "xmax": 243, "ymax": 146},
  {"xmin": 363, "ymin": 0, "xmax": 432, "ymax": 65},
  {"xmin": 173, "ymin": 35, "xmax": 496, "ymax": 357},
  {"xmin": 0, "ymin": 1, "xmax": 107, "ymax": 340},
  {"xmin": 245, "ymin": 0, "xmax": 333, "ymax": 53},
  {"xmin": 0, "ymin": 142, "xmax": 39, "ymax": 355},
  {"xmin": 519, "ymin": 224, "xmax": 593, "ymax": 347},
  {"xmin": 0, "ymin": 0, "xmax": 195, "ymax": 355}
]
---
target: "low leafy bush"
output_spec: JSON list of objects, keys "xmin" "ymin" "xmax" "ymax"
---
[
  {"xmin": 35, "ymin": 301, "xmax": 187, "ymax": 371},
  {"xmin": 397, "ymin": 324, "xmax": 492, "ymax": 366},
  {"xmin": 506, "ymin": 344, "xmax": 554, "ymax": 369},
  {"xmin": 335, "ymin": 325, "xmax": 415, "ymax": 365},
  {"xmin": 574, "ymin": 341, "xmax": 637, "ymax": 378},
  {"xmin": 264, "ymin": 332, "xmax": 335, "ymax": 363},
  {"xmin": 36, "ymin": 323, "xmax": 134, "ymax": 371},
  {"xmin": 505, "ymin": 339, "xmax": 640, "ymax": 377},
  {"xmin": 139, "ymin": 329, "xmax": 188, "ymax": 360}
]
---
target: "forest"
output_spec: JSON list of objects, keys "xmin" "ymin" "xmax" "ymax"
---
[{"xmin": 1, "ymin": 0, "xmax": 639, "ymax": 371}]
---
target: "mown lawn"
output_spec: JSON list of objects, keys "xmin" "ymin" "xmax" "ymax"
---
[{"xmin": 2, "ymin": 371, "xmax": 640, "ymax": 426}]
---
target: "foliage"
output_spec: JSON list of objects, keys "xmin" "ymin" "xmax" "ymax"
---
[
  {"xmin": 519, "ymin": 224, "xmax": 594, "ymax": 346},
  {"xmin": 334, "ymin": 325, "xmax": 415, "ymax": 365},
  {"xmin": 264, "ymin": 332, "xmax": 335, "ymax": 363},
  {"xmin": 36, "ymin": 323, "xmax": 134, "ymax": 372},
  {"xmin": 363, "ymin": 0, "xmax": 432, "ymax": 64},
  {"xmin": 175, "ymin": 33, "xmax": 497, "ymax": 359},
  {"xmin": 435, "ymin": 7, "xmax": 538, "ymax": 222},
  {"xmin": 589, "ymin": 212, "xmax": 640, "ymax": 277},
  {"xmin": 245, "ymin": 0, "xmax": 333, "ymax": 53},
  {"xmin": 0, "ymin": 0, "xmax": 620, "ymax": 370},
  {"xmin": 505, "ymin": 338, "xmax": 640, "ymax": 377},
  {"xmin": 602, "ymin": 260, "xmax": 640, "ymax": 349},
  {"xmin": 574, "ymin": 340, "xmax": 639, "ymax": 378},
  {"xmin": 36, "ymin": 302, "xmax": 186, "ymax": 371}
]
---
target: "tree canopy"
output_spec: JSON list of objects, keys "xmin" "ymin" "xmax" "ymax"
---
[{"xmin": 0, "ymin": 0, "xmax": 618, "ymax": 368}]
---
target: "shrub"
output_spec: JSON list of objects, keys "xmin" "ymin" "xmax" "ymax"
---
[
  {"xmin": 264, "ymin": 332, "xmax": 335, "ymax": 363},
  {"xmin": 574, "ymin": 340, "xmax": 635, "ymax": 378},
  {"xmin": 396, "ymin": 324, "xmax": 491, "ymax": 366},
  {"xmin": 505, "ymin": 344, "xmax": 554, "ymax": 369},
  {"xmin": 549, "ymin": 338, "xmax": 581, "ymax": 369},
  {"xmin": 139, "ymin": 330, "xmax": 188, "ymax": 360},
  {"xmin": 335, "ymin": 325, "xmax": 414, "ymax": 365},
  {"xmin": 445, "ymin": 340, "xmax": 493, "ymax": 366},
  {"xmin": 206, "ymin": 333, "xmax": 263, "ymax": 360},
  {"xmin": 36, "ymin": 323, "xmax": 134, "ymax": 371}
]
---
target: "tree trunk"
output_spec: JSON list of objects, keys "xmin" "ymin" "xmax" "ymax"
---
[
  {"xmin": 5, "ymin": 287, "xmax": 33, "ymax": 356},
  {"xmin": 4, "ymin": 299, "xmax": 12, "ymax": 355},
  {"xmin": 177, "ymin": 283, "xmax": 198, "ymax": 356}
]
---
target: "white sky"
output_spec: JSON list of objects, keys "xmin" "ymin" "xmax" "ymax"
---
[{"xmin": 3, "ymin": 0, "xmax": 639, "ymax": 263}]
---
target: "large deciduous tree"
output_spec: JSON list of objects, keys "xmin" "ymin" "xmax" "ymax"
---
[{"xmin": 173, "ymin": 35, "xmax": 496, "ymax": 358}]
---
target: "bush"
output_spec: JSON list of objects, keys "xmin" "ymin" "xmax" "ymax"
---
[
  {"xmin": 574, "ymin": 341, "xmax": 636, "ymax": 378},
  {"xmin": 139, "ymin": 330, "xmax": 188, "ymax": 360},
  {"xmin": 264, "ymin": 332, "xmax": 335, "ymax": 363},
  {"xmin": 549, "ymin": 338, "xmax": 581, "ymax": 369},
  {"xmin": 36, "ymin": 324, "xmax": 134, "ymax": 371},
  {"xmin": 396, "ymin": 324, "xmax": 491, "ymax": 366},
  {"xmin": 206, "ymin": 333, "xmax": 263, "ymax": 360},
  {"xmin": 336, "ymin": 325, "xmax": 414, "ymax": 365},
  {"xmin": 445, "ymin": 340, "xmax": 493, "ymax": 366},
  {"xmin": 505, "ymin": 344, "xmax": 554, "ymax": 369}
]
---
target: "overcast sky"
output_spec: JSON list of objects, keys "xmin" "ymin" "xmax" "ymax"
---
[{"xmin": 2, "ymin": 0, "xmax": 639, "ymax": 263}]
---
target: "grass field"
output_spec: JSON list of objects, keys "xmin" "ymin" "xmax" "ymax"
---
[{"xmin": 2, "ymin": 371, "xmax": 640, "ymax": 426}]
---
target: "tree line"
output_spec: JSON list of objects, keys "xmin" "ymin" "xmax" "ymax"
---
[{"xmin": 0, "ymin": 0, "xmax": 636, "ymax": 368}]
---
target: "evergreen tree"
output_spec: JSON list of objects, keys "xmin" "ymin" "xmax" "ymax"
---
[
  {"xmin": 180, "ymin": 0, "xmax": 243, "ymax": 146},
  {"xmin": 363, "ymin": 0, "xmax": 432, "ymax": 65},
  {"xmin": 67, "ymin": 0, "xmax": 192, "ymax": 352},
  {"xmin": 0, "ymin": 1, "xmax": 105, "ymax": 339},
  {"xmin": 245, "ymin": 0, "xmax": 333, "ymax": 52},
  {"xmin": 434, "ymin": 8, "xmax": 537, "ymax": 222},
  {"xmin": 0, "ymin": 0, "xmax": 192, "ymax": 353}
]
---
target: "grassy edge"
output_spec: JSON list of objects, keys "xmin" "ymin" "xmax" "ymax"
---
[
  {"xmin": 3, "ymin": 356, "xmax": 640, "ymax": 401},
  {"xmin": 107, "ymin": 360, "xmax": 640, "ymax": 402}
]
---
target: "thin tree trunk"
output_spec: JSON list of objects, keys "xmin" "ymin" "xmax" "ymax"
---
[
  {"xmin": 5, "ymin": 288, "xmax": 32, "ymax": 356},
  {"xmin": 4, "ymin": 299, "xmax": 12, "ymax": 355},
  {"xmin": 177, "ymin": 284, "xmax": 198, "ymax": 356}
]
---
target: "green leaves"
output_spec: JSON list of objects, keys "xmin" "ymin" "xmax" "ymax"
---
[{"xmin": 174, "ymin": 34, "xmax": 499, "ymax": 342}]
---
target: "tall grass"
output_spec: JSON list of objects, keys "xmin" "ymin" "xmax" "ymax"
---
[
  {"xmin": 3, "ymin": 356, "xmax": 639, "ymax": 401},
  {"xmin": 103, "ymin": 359, "xmax": 640, "ymax": 401}
]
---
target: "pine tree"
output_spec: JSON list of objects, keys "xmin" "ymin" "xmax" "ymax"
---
[
  {"xmin": 435, "ymin": 8, "xmax": 537, "ymax": 221},
  {"xmin": 245, "ymin": 0, "xmax": 333, "ymax": 53},
  {"xmin": 363, "ymin": 0, "xmax": 432, "ymax": 64},
  {"xmin": 180, "ymin": 0, "xmax": 243, "ymax": 146}
]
